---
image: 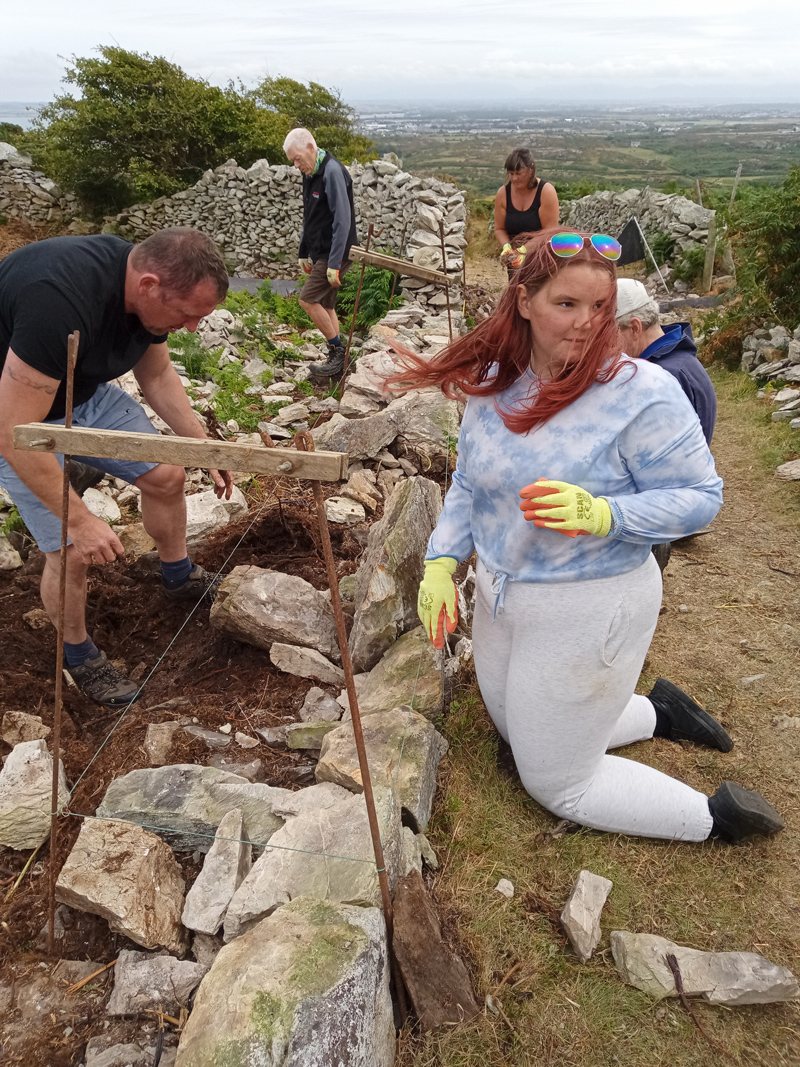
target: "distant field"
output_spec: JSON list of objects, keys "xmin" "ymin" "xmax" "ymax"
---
[{"xmin": 375, "ymin": 122, "xmax": 800, "ymax": 198}]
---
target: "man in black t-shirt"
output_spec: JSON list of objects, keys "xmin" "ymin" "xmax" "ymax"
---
[{"xmin": 0, "ymin": 227, "xmax": 233, "ymax": 706}]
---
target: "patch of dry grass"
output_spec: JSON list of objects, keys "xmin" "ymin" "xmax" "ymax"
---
[{"xmin": 397, "ymin": 366, "xmax": 800, "ymax": 1067}]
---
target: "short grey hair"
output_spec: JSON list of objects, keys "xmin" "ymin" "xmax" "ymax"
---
[
  {"xmin": 617, "ymin": 299, "xmax": 661, "ymax": 330},
  {"xmin": 283, "ymin": 127, "xmax": 317, "ymax": 155}
]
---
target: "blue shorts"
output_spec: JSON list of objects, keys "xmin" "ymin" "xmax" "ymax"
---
[{"xmin": 0, "ymin": 382, "xmax": 159, "ymax": 553}]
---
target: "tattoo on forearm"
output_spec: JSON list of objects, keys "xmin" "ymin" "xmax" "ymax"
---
[{"xmin": 6, "ymin": 366, "xmax": 59, "ymax": 395}]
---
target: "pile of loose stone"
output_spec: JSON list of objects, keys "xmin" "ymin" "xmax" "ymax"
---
[
  {"xmin": 109, "ymin": 154, "xmax": 466, "ymax": 314},
  {"xmin": 561, "ymin": 187, "xmax": 714, "ymax": 258},
  {"xmin": 0, "ymin": 143, "xmax": 79, "ymax": 225},
  {"xmin": 739, "ymin": 322, "xmax": 800, "ymax": 481}
]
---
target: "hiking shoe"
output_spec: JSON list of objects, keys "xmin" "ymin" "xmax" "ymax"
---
[
  {"xmin": 68, "ymin": 460, "xmax": 104, "ymax": 497},
  {"xmin": 309, "ymin": 343, "xmax": 346, "ymax": 383},
  {"xmin": 649, "ymin": 677, "xmax": 733, "ymax": 752},
  {"xmin": 162, "ymin": 563, "xmax": 223, "ymax": 602},
  {"xmin": 67, "ymin": 651, "xmax": 140, "ymax": 706},
  {"xmin": 708, "ymin": 782, "xmax": 785, "ymax": 843}
]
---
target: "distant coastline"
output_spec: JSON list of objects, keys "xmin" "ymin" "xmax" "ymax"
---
[{"xmin": 0, "ymin": 103, "xmax": 45, "ymax": 130}]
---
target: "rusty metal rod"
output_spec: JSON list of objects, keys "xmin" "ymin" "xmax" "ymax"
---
[
  {"xmin": 293, "ymin": 431, "xmax": 408, "ymax": 1022},
  {"xmin": 343, "ymin": 223, "xmax": 374, "ymax": 380},
  {"xmin": 387, "ymin": 220, "xmax": 409, "ymax": 313},
  {"xmin": 438, "ymin": 220, "xmax": 453, "ymax": 343},
  {"xmin": 48, "ymin": 329, "xmax": 79, "ymax": 955}
]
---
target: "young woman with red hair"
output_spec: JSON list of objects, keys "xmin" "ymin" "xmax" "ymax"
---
[{"xmin": 402, "ymin": 228, "xmax": 783, "ymax": 845}]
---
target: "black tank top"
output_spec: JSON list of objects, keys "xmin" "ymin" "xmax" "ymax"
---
[{"xmin": 504, "ymin": 180, "xmax": 547, "ymax": 239}]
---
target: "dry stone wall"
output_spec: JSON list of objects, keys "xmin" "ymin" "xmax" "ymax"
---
[
  {"xmin": 110, "ymin": 156, "xmax": 466, "ymax": 313},
  {"xmin": 561, "ymin": 188, "xmax": 714, "ymax": 254},
  {"xmin": 0, "ymin": 144, "xmax": 78, "ymax": 225}
]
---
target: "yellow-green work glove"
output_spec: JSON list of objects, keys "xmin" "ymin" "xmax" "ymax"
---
[
  {"xmin": 500, "ymin": 243, "xmax": 527, "ymax": 270},
  {"xmin": 298, "ymin": 257, "xmax": 313, "ymax": 274},
  {"xmin": 417, "ymin": 556, "xmax": 459, "ymax": 649},
  {"xmin": 326, "ymin": 267, "xmax": 341, "ymax": 287},
  {"xmin": 519, "ymin": 479, "xmax": 612, "ymax": 537}
]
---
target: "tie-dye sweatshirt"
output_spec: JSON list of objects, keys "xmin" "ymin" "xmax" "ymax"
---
[{"xmin": 426, "ymin": 357, "xmax": 723, "ymax": 584}]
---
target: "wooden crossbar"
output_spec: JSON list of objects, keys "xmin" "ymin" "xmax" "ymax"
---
[
  {"xmin": 349, "ymin": 245, "xmax": 449, "ymax": 285},
  {"xmin": 13, "ymin": 424, "xmax": 348, "ymax": 482}
]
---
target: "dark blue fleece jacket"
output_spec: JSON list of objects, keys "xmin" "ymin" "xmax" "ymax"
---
[{"xmin": 640, "ymin": 322, "xmax": 717, "ymax": 444}]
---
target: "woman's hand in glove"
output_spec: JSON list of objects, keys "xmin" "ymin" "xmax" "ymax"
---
[
  {"xmin": 417, "ymin": 556, "xmax": 459, "ymax": 649},
  {"xmin": 519, "ymin": 479, "xmax": 612, "ymax": 537}
]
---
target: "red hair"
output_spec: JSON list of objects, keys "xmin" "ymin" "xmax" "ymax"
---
[{"xmin": 388, "ymin": 228, "xmax": 629, "ymax": 434}]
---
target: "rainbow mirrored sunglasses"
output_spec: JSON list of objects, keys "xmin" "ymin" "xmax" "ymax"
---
[{"xmin": 549, "ymin": 232, "xmax": 621, "ymax": 261}]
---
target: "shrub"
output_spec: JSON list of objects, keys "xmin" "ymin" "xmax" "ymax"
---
[
  {"xmin": 672, "ymin": 245, "xmax": 707, "ymax": 288},
  {"xmin": 336, "ymin": 265, "xmax": 398, "ymax": 331}
]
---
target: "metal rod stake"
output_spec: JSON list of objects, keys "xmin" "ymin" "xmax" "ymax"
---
[
  {"xmin": 387, "ymin": 221, "xmax": 408, "ymax": 313},
  {"xmin": 294, "ymin": 431, "xmax": 407, "ymax": 1022},
  {"xmin": 48, "ymin": 329, "xmax": 79, "ymax": 955},
  {"xmin": 343, "ymin": 223, "xmax": 374, "ymax": 380}
]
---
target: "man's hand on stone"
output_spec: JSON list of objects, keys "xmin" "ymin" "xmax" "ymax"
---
[
  {"xmin": 209, "ymin": 468, "xmax": 234, "ymax": 500},
  {"xmin": 69, "ymin": 510, "xmax": 125, "ymax": 566}
]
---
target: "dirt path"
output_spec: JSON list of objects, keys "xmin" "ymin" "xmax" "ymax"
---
[{"xmin": 399, "ymin": 367, "xmax": 800, "ymax": 1067}]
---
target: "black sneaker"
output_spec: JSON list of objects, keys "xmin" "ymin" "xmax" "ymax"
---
[
  {"xmin": 708, "ymin": 782, "xmax": 785, "ymax": 843},
  {"xmin": 162, "ymin": 563, "xmax": 223, "ymax": 602},
  {"xmin": 649, "ymin": 678, "xmax": 733, "ymax": 752},
  {"xmin": 67, "ymin": 651, "xmax": 140, "ymax": 706},
  {"xmin": 309, "ymin": 343, "xmax": 346, "ymax": 383},
  {"xmin": 68, "ymin": 460, "xmax": 104, "ymax": 497}
]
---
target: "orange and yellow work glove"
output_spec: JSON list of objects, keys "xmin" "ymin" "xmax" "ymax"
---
[
  {"xmin": 519, "ymin": 479, "xmax": 613, "ymax": 538},
  {"xmin": 417, "ymin": 556, "xmax": 459, "ymax": 649},
  {"xmin": 326, "ymin": 267, "xmax": 341, "ymax": 287},
  {"xmin": 500, "ymin": 243, "xmax": 527, "ymax": 270},
  {"xmin": 298, "ymin": 257, "xmax": 313, "ymax": 274}
]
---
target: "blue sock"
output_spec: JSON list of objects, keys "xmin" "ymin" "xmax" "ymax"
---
[
  {"xmin": 64, "ymin": 637, "xmax": 100, "ymax": 668},
  {"xmin": 161, "ymin": 556, "xmax": 193, "ymax": 588},
  {"xmin": 329, "ymin": 334, "xmax": 342, "ymax": 346}
]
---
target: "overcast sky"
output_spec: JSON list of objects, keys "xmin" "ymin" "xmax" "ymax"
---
[{"xmin": 3, "ymin": 0, "xmax": 799, "ymax": 110}]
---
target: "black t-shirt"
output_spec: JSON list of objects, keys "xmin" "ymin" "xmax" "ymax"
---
[{"xmin": 0, "ymin": 234, "xmax": 167, "ymax": 420}]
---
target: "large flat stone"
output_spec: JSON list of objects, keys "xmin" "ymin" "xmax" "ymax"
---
[
  {"xmin": 344, "ymin": 626, "xmax": 442, "ymax": 721},
  {"xmin": 56, "ymin": 819, "xmax": 186, "ymax": 952},
  {"xmin": 315, "ymin": 705, "xmax": 448, "ymax": 832},
  {"xmin": 182, "ymin": 808, "xmax": 252, "ymax": 935},
  {"xmin": 1, "ymin": 711, "xmax": 50, "ymax": 746},
  {"xmin": 106, "ymin": 949, "xmax": 207, "ymax": 1015},
  {"xmin": 270, "ymin": 643, "xmax": 345, "ymax": 686},
  {"xmin": 223, "ymin": 784, "xmax": 401, "ymax": 942},
  {"xmin": 210, "ymin": 566, "xmax": 340, "ymax": 662},
  {"xmin": 611, "ymin": 931, "xmax": 799, "ymax": 1005},
  {"xmin": 0, "ymin": 740, "xmax": 69, "ymax": 851},
  {"xmin": 96, "ymin": 765, "xmax": 295, "ymax": 852},
  {"xmin": 176, "ymin": 898, "xmax": 394, "ymax": 1067},
  {"xmin": 349, "ymin": 477, "xmax": 442, "ymax": 672}
]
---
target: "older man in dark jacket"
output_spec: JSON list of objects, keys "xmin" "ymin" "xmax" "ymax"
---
[{"xmin": 616, "ymin": 279, "xmax": 716, "ymax": 443}]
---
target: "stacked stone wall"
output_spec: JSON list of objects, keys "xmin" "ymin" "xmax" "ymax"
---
[
  {"xmin": 0, "ymin": 150, "xmax": 78, "ymax": 225},
  {"xmin": 561, "ymin": 188, "xmax": 714, "ymax": 254},
  {"xmin": 110, "ymin": 157, "xmax": 466, "ymax": 312}
]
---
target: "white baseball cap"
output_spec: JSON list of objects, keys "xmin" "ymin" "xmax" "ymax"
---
[{"xmin": 616, "ymin": 279, "xmax": 651, "ymax": 319}]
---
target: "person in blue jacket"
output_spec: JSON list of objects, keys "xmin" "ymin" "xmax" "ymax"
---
[
  {"xmin": 616, "ymin": 279, "xmax": 716, "ymax": 443},
  {"xmin": 395, "ymin": 229, "xmax": 783, "ymax": 845}
]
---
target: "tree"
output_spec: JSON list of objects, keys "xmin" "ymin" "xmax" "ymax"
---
[
  {"xmin": 32, "ymin": 48, "xmax": 291, "ymax": 215},
  {"xmin": 253, "ymin": 76, "xmax": 375, "ymax": 163}
]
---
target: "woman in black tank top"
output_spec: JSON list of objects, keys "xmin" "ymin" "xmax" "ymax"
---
[{"xmin": 494, "ymin": 148, "xmax": 560, "ymax": 275}]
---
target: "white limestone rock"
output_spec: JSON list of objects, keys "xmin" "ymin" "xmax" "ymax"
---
[
  {"xmin": 185, "ymin": 491, "xmax": 230, "ymax": 539},
  {"xmin": 1, "ymin": 711, "xmax": 50, "ymax": 746},
  {"xmin": 0, "ymin": 531, "xmax": 22, "ymax": 570},
  {"xmin": 611, "ymin": 931, "xmax": 799, "ymax": 1004},
  {"xmin": 560, "ymin": 870, "xmax": 613, "ymax": 963},
  {"xmin": 324, "ymin": 496, "xmax": 366, "ymax": 525},
  {"xmin": 269, "ymin": 643, "xmax": 345, "ymax": 686},
  {"xmin": 299, "ymin": 687, "xmax": 342, "ymax": 722},
  {"xmin": 182, "ymin": 808, "xmax": 252, "ymax": 935},
  {"xmin": 0, "ymin": 740, "xmax": 68, "ymax": 850},
  {"xmin": 56, "ymin": 819, "xmax": 186, "ymax": 952},
  {"xmin": 82, "ymin": 488, "xmax": 122, "ymax": 524},
  {"xmin": 106, "ymin": 949, "xmax": 207, "ymax": 1015},
  {"xmin": 223, "ymin": 784, "xmax": 401, "ymax": 941},
  {"xmin": 176, "ymin": 898, "xmax": 394, "ymax": 1067}
]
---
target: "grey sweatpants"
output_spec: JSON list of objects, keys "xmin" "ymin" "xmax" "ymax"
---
[{"xmin": 472, "ymin": 555, "xmax": 714, "ymax": 841}]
